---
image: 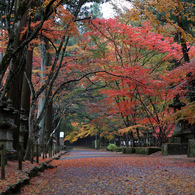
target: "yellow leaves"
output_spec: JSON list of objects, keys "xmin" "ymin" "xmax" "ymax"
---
[
  {"xmin": 42, "ymin": 0, "xmax": 61, "ymax": 9},
  {"xmin": 66, "ymin": 45, "xmax": 79, "ymax": 52},
  {"xmin": 64, "ymin": 131, "xmax": 78, "ymax": 143},
  {"xmin": 107, "ymin": 133, "xmax": 115, "ymax": 140},
  {"xmin": 118, "ymin": 124, "xmax": 146, "ymax": 138},
  {"xmin": 100, "ymin": 130, "xmax": 118, "ymax": 140},
  {"xmin": 129, "ymin": 0, "xmax": 195, "ymax": 43},
  {"xmin": 32, "ymin": 69, "xmax": 41, "ymax": 74},
  {"xmin": 124, "ymin": 9, "xmax": 140, "ymax": 22},
  {"xmin": 64, "ymin": 123, "xmax": 98, "ymax": 143}
]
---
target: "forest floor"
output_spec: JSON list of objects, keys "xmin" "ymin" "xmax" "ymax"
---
[{"xmin": 6, "ymin": 147, "xmax": 195, "ymax": 195}]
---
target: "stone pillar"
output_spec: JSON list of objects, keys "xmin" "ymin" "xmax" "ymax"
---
[
  {"xmin": 19, "ymin": 108, "xmax": 28, "ymax": 148},
  {"xmin": 188, "ymin": 139, "xmax": 195, "ymax": 157},
  {"xmin": 0, "ymin": 99, "xmax": 17, "ymax": 151},
  {"xmin": 0, "ymin": 98, "xmax": 19, "ymax": 160}
]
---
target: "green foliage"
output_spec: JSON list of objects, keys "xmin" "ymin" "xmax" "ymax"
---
[
  {"xmin": 122, "ymin": 147, "xmax": 135, "ymax": 154},
  {"xmin": 106, "ymin": 143, "xmax": 119, "ymax": 151},
  {"xmin": 91, "ymin": 41, "xmax": 108, "ymax": 58},
  {"xmin": 114, "ymin": 147, "xmax": 122, "ymax": 152}
]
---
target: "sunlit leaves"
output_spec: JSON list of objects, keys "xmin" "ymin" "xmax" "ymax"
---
[{"xmin": 65, "ymin": 122, "xmax": 99, "ymax": 143}]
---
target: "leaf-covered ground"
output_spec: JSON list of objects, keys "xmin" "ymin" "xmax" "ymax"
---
[
  {"xmin": 0, "ymin": 155, "xmax": 57, "ymax": 193},
  {"xmin": 18, "ymin": 148, "xmax": 195, "ymax": 195}
]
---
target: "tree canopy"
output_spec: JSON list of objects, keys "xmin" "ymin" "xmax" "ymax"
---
[{"xmin": 0, "ymin": 0, "xmax": 194, "ymax": 152}]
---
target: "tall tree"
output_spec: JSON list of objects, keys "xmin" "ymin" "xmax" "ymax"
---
[
  {"xmin": 79, "ymin": 17, "xmax": 194, "ymax": 145},
  {"xmin": 23, "ymin": 0, "xmax": 108, "ymax": 159}
]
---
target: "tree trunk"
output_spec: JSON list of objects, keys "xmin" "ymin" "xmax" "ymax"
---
[
  {"xmin": 38, "ymin": 37, "xmax": 52, "ymax": 150},
  {"xmin": 130, "ymin": 131, "xmax": 135, "ymax": 147},
  {"xmin": 21, "ymin": 49, "xmax": 33, "ymax": 150},
  {"xmin": 54, "ymin": 117, "xmax": 60, "ymax": 152},
  {"xmin": 136, "ymin": 128, "xmax": 141, "ymax": 147},
  {"xmin": 45, "ymin": 99, "xmax": 53, "ymax": 152},
  {"xmin": 176, "ymin": 0, "xmax": 190, "ymax": 63},
  {"xmin": 8, "ymin": 0, "xmax": 29, "ymax": 150},
  {"xmin": 24, "ymin": 102, "xmax": 36, "ymax": 160},
  {"xmin": 21, "ymin": 49, "xmax": 33, "ymax": 115}
]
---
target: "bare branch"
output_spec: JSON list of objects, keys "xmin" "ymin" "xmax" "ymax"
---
[
  {"xmin": 0, "ymin": 2, "xmax": 6, "ymax": 6},
  {"xmin": 50, "ymin": 70, "xmax": 146, "ymax": 101},
  {"xmin": 24, "ymin": 71, "xmax": 35, "ymax": 97},
  {"xmin": 39, "ymin": 34, "xmax": 57, "ymax": 52}
]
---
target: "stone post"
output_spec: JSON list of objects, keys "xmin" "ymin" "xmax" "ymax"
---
[
  {"xmin": 1, "ymin": 144, "xmax": 5, "ymax": 179},
  {"xmin": 19, "ymin": 108, "xmax": 28, "ymax": 148},
  {"xmin": 0, "ymin": 98, "xmax": 18, "ymax": 160},
  {"xmin": 36, "ymin": 144, "xmax": 39, "ymax": 163},
  {"xmin": 18, "ymin": 144, "xmax": 22, "ymax": 170},
  {"xmin": 188, "ymin": 139, "xmax": 195, "ymax": 157}
]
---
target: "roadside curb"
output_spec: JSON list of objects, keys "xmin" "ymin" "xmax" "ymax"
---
[{"xmin": 0, "ymin": 150, "xmax": 68, "ymax": 195}]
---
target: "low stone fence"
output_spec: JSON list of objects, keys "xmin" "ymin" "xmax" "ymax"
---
[
  {"xmin": 162, "ymin": 139, "xmax": 195, "ymax": 157},
  {"xmin": 122, "ymin": 147, "xmax": 161, "ymax": 155},
  {"xmin": 0, "ymin": 143, "xmax": 60, "ymax": 180}
]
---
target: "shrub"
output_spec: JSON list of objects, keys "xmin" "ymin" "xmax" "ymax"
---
[
  {"xmin": 106, "ymin": 144, "xmax": 118, "ymax": 152},
  {"xmin": 115, "ymin": 147, "xmax": 122, "ymax": 152},
  {"xmin": 122, "ymin": 147, "xmax": 135, "ymax": 154}
]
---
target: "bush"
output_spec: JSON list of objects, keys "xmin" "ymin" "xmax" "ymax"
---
[
  {"xmin": 115, "ymin": 147, "xmax": 122, "ymax": 152},
  {"xmin": 122, "ymin": 147, "xmax": 135, "ymax": 154},
  {"xmin": 106, "ymin": 144, "xmax": 119, "ymax": 152}
]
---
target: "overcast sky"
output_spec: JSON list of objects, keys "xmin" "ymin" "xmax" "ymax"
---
[{"xmin": 101, "ymin": 0, "xmax": 132, "ymax": 18}]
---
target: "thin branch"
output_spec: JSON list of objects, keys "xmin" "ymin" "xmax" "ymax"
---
[
  {"xmin": 36, "ymin": 0, "xmax": 87, "ymax": 125},
  {"xmin": 86, "ymin": 76, "xmax": 98, "ymax": 85},
  {"xmin": 0, "ymin": 2, "xmax": 6, "ymax": 6},
  {"xmin": 74, "ymin": 16, "xmax": 91, "ymax": 22},
  {"xmin": 24, "ymin": 71, "xmax": 35, "ymax": 97},
  {"xmin": 0, "ymin": 0, "xmax": 61, "ymax": 85},
  {"xmin": 39, "ymin": 34, "xmax": 57, "ymax": 52},
  {"xmin": 46, "ymin": 81, "xmax": 96, "ymax": 147},
  {"xmin": 51, "ymin": 70, "xmax": 146, "ymax": 101}
]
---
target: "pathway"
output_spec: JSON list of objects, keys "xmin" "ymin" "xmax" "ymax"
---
[
  {"xmin": 19, "ymin": 147, "xmax": 195, "ymax": 194},
  {"xmin": 60, "ymin": 147, "xmax": 129, "ymax": 160}
]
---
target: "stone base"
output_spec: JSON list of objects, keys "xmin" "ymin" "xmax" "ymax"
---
[
  {"xmin": 135, "ymin": 147, "xmax": 161, "ymax": 155},
  {"xmin": 0, "ymin": 150, "xmax": 18, "ymax": 166},
  {"xmin": 162, "ymin": 143, "xmax": 188, "ymax": 155},
  {"xmin": 122, "ymin": 147, "xmax": 135, "ymax": 154},
  {"xmin": 6, "ymin": 150, "xmax": 18, "ymax": 161},
  {"xmin": 188, "ymin": 139, "xmax": 195, "ymax": 157},
  {"xmin": 0, "ymin": 154, "xmax": 7, "ymax": 166}
]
